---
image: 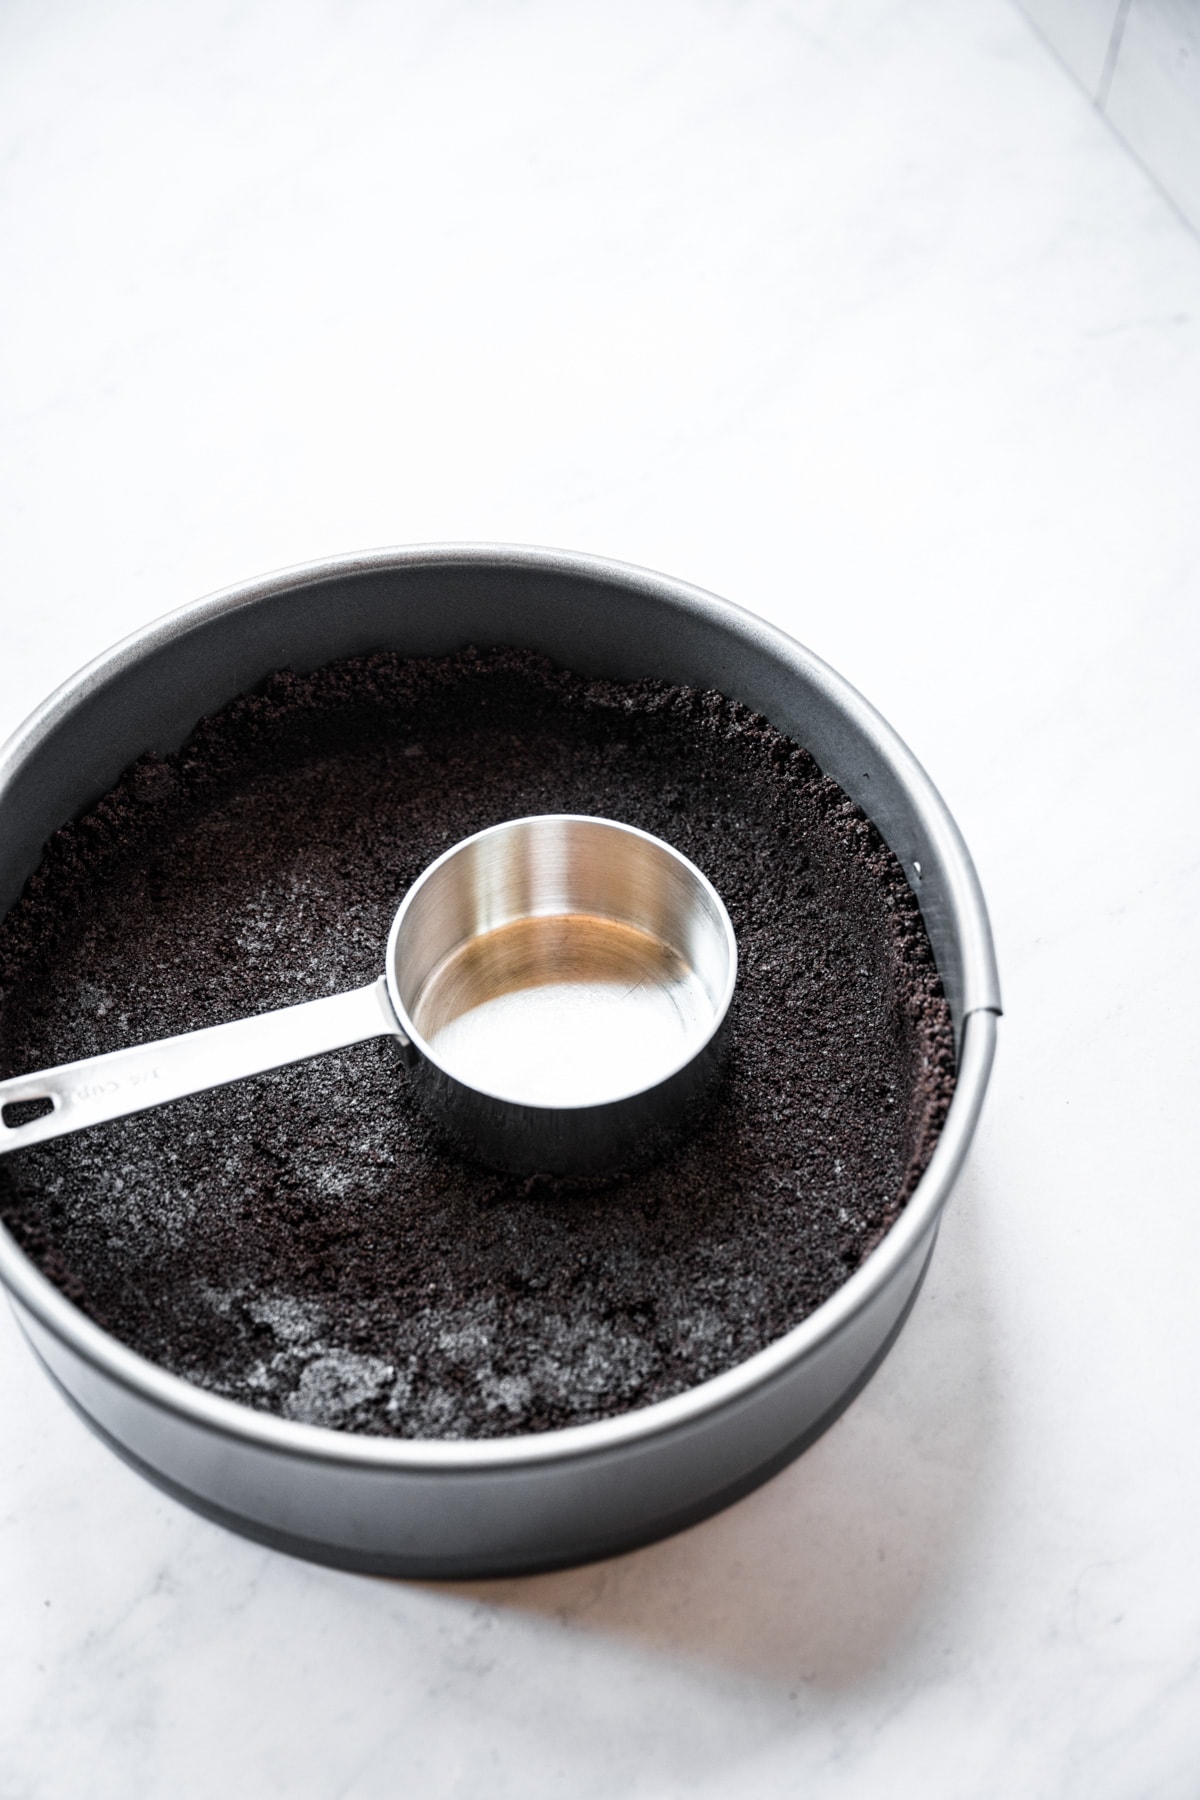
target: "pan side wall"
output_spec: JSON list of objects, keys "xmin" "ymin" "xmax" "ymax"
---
[
  {"xmin": 0, "ymin": 549, "xmax": 997, "ymax": 1575},
  {"xmin": 11, "ymin": 1224, "xmax": 933, "ymax": 1577}
]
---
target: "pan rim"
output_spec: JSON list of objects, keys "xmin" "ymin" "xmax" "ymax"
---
[{"xmin": 0, "ymin": 541, "xmax": 1000, "ymax": 1474}]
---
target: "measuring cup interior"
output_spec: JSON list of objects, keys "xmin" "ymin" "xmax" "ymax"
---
[{"xmin": 386, "ymin": 816, "xmax": 735, "ymax": 1110}]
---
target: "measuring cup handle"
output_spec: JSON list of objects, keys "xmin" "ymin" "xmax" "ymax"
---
[{"xmin": 0, "ymin": 977, "xmax": 410, "ymax": 1155}]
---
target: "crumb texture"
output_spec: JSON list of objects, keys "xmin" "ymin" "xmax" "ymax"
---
[{"xmin": 0, "ymin": 649, "xmax": 955, "ymax": 1436}]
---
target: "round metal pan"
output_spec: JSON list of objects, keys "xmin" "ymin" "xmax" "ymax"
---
[{"xmin": 0, "ymin": 545, "xmax": 1001, "ymax": 1577}]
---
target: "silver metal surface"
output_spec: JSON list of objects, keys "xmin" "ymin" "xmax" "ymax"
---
[
  {"xmin": 0, "ymin": 544, "xmax": 1001, "ymax": 1576},
  {"xmin": 0, "ymin": 979, "xmax": 401, "ymax": 1153},
  {"xmin": 0, "ymin": 816, "xmax": 735, "ymax": 1179},
  {"xmin": 389, "ymin": 815, "xmax": 736, "ymax": 1174}
]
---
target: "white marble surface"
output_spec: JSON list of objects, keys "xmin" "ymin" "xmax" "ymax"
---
[
  {"xmin": 1106, "ymin": 0, "xmax": 1200, "ymax": 232},
  {"xmin": 1018, "ymin": 0, "xmax": 1200, "ymax": 233},
  {"xmin": 1, "ymin": 2, "xmax": 1198, "ymax": 1793}
]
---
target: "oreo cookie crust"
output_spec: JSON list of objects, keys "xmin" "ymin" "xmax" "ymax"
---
[{"xmin": 0, "ymin": 649, "xmax": 955, "ymax": 1437}]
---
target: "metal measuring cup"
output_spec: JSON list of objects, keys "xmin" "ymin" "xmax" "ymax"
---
[{"xmin": 0, "ymin": 815, "xmax": 737, "ymax": 1176}]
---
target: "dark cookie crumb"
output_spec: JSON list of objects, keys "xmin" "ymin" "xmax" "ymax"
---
[{"xmin": 0, "ymin": 648, "xmax": 955, "ymax": 1437}]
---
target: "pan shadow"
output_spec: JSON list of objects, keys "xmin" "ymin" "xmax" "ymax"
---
[{"xmin": 419, "ymin": 1163, "xmax": 1000, "ymax": 1693}]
